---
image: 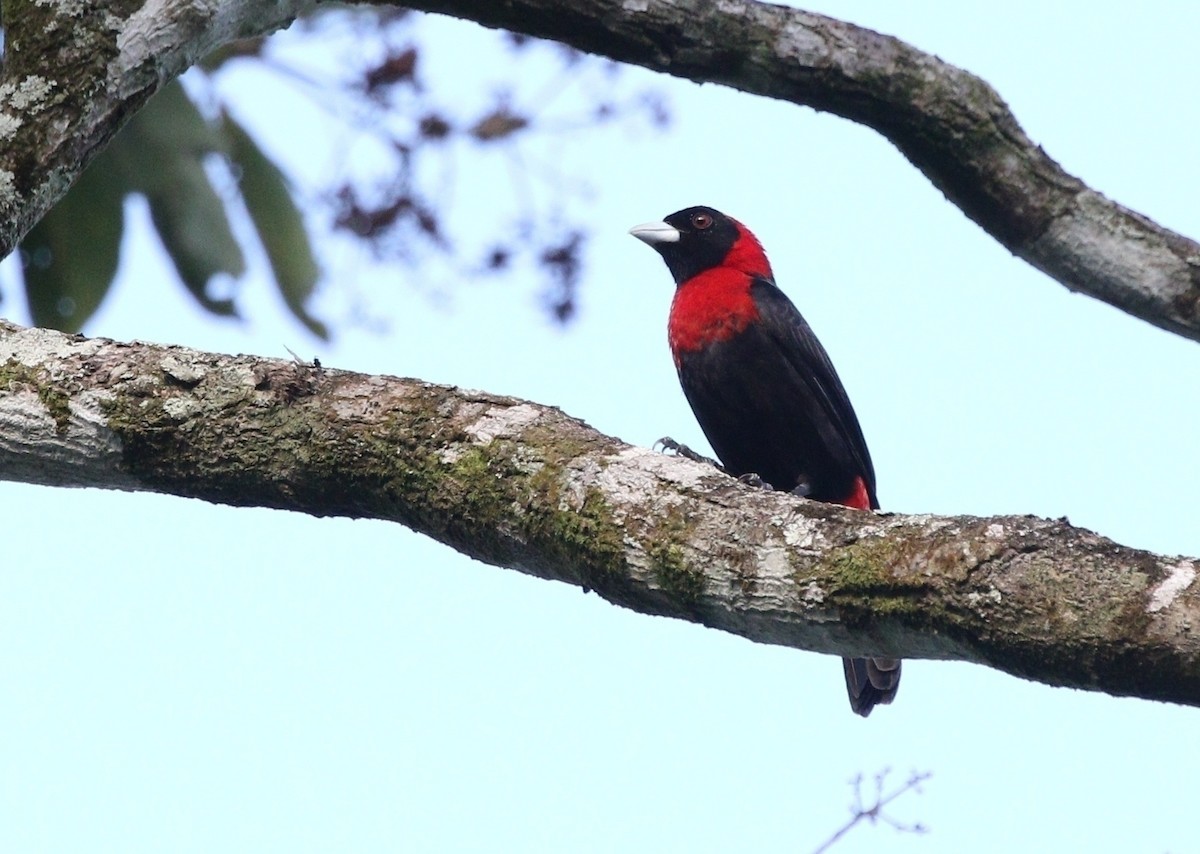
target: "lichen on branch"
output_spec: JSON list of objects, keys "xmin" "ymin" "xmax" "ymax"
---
[{"xmin": 2, "ymin": 319, "xmax": 1198, "ymax": 708}]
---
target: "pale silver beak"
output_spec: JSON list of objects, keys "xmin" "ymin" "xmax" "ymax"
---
[{"xmin": 628, "ymin": 221, "xmax": 681, "ymax": 245}]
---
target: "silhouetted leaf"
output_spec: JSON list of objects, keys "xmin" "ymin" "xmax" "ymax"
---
[
  {"xmin": 540, "ymin": 231, "xmax": 583, "ymax": 324},
  {"xmin": 221, "ymin": 111, "xmax": 327, "ymax": 339},
  {"xmin": 469, "ymin": 108, "xmax": 529, "ymax": 142},
  {"xmin": 363, "ymin": 46, "xmax": 419, "ymax": 94},
  {"xmin": 418, "ymin": 113, "xmax": 452, "ymax": 141}
]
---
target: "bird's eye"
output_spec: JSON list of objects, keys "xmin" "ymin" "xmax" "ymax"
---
[{"xmin": 691, "ymin": 212, "xmax": 713, "ymax": 230}]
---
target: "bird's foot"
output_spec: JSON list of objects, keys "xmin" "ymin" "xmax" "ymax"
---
[
  {"xmin": 655, "ymin": 437, "xmax": 724, "ymax": 471},
  {"xmin": 737, "ymin": 473, "xmax": 775, "ymax": 491}
]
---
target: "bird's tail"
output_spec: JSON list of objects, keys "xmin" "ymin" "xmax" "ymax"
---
[{"xmin": 843, "ymin": 657, "xmax": 901, "ymax": 717}]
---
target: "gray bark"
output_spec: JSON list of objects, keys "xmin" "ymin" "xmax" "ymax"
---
[{"xmin": 3, "ymin": 318, "xmax": 1198, "ymax": 707}]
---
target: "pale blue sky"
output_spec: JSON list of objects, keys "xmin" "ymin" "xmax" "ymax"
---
[{"xmin": 3, "ymin": 3, "xmax": 1199, "ymax": 851}]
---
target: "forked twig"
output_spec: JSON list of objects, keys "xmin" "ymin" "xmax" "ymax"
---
[{"xmin": 812, "ymin": 768, "xmax": 932, "ymax": 853}]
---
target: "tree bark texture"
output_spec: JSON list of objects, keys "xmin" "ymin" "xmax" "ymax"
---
[
  {"xmin": 3, "ymin": 319, "xmax": 1198, "ymax": 707},
  {"xmin": 0, "ymin": 0, "xmax": 309, "ymax": 250},
  {"xmin": 8, "ymin": 1, "xmax": 1195, "ymax": 342}
]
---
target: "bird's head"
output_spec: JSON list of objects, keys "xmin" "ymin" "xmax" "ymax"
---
[{"xmin": 629, "ymin": 206, "xmax": 772, "ymax": 285}]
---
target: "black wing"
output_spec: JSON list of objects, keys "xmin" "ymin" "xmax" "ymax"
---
[
  {"xmin": 750, "ymin": 279, "xmax": 877, "ymax": 507},
  {"xmin": 676, "ymin": 276, "xmax": 877, "ymax": 507}
]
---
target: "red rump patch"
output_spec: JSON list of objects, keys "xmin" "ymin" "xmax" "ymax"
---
[
  {"xmin": 668, "ymin": 220, "xmax": 772, "ymax": 358},
  {"xmin": 839, "ymin": 476, "xmax": 872, "ymax": 511}
]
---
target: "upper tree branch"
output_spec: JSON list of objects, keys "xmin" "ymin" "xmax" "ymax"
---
[
  {"xmin": 3, "ymin": 0, "xmax": 1198, "ymax": 339},
  {"xmin": 3, "ymin": 1, "xmax": 1197, "ymax": 338},
  {"xmin": 395, "ymin": 0, "xmax": 1200, "ymax": 342},
  {"xmin": 3, "ymin": 318, "xmax": 1198, "ymax": 707}
]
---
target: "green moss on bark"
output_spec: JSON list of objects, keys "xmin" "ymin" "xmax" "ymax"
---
[
  {"xmin": 821, "ymin": 538, "xmax": 935, "ymax": 624},
  {"xmin": 520, "ymin": 445, "xmax": 627, "ymax": 592},
  {"xmin": 98, "ymin": 372, "xmax": 633, "ymax": 593},
  {"xmin": 650, "ymin": 540, "xmax": 703, "ymax": 607},
  {"xmin": 1, "ymin": 357, "xmax": 72, "ymax": 434},
  {"xmin": 646, "ymin": 507, "xmax": 704, "ymax": 609}
]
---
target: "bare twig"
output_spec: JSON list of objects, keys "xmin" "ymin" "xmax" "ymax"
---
[{"xmin": 813, "ymin": 769, "xmax": 932, "ymax": 853}]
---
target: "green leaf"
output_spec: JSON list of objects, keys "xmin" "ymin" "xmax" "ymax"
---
[
  {"xmin": 21, "ymin": 144, "xmax": 126, "ymax": 332},
  {"xmin": 120, "ymin": 80, "xmax": 223, "ymax": 192},
  {"xmin": 220, "ymin": 110, "xmax": 327, "ymax": 339},
  {"xmin": 121, "ymin": 80, "xmax": 246, "ymax": 316},
  {"xmin": 142, "ymin": 161, "xmax": 246, "ymax": 316}
]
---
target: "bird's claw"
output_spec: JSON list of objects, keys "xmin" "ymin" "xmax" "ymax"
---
[
  {"xmin": 737, "ymin": 473, "xmax": 775, "ymax": 491},
  {"xmin": 654, "ymin": 436, "xmax": 689, "ymax": 455},
  {"xmin": 655, "ymin": 436, "xmax": 723, "ymax": 470},
  {"xmin": 790, "ymin": 476, "xmax": 813, "ymax": 498}
]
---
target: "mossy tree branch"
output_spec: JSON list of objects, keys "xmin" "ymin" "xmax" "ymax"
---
[
  {"xmin": 4, "ymin": 0, "xmax": 1197, "ymax": 341},
  {"xmin": 3, "ymin": 318, "xmax": 1198, "ymax": 707}
]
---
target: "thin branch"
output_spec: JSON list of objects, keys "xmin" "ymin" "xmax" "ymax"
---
[
  {"xmin": 812, "ymin": 769, "xmax": 932, "ymax": 854},
  {"xmin": 3, "ymin": 319, "xmax": 1199, "ymax": 707}
]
